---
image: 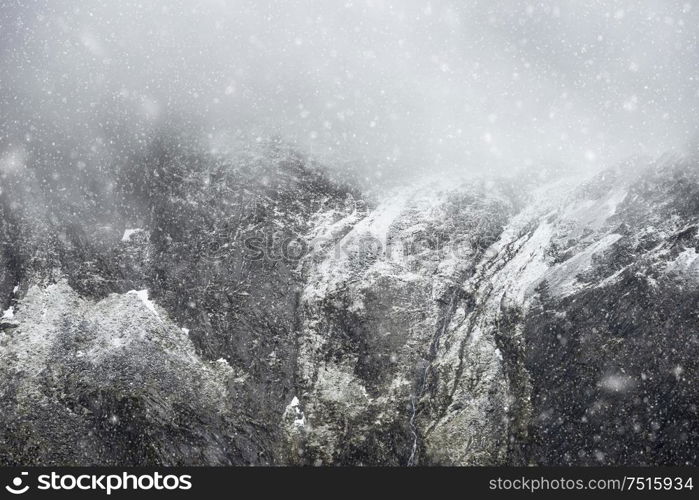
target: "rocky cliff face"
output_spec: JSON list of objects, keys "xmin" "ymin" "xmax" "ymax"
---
[{"xmin": 0, "ymin": 142, "xmax": 697, "ymax": 465}]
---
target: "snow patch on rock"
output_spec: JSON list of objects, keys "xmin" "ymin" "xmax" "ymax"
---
[
  {"xmin": 121, "ymin": 228, "xmax": 144, "ymax": 242},
  {"xmin": 126, "ymin": 289, "xmax": 161, "ymax": 321},
  {"xmin": 666, "ymin": 247, "xmax": 699, "ymax": 280},
  {"xmin": 2, "ymin": 306, "xmax": 14, "ymax": 320},
  {"xmin": 542, "ymin": 233, "xmax": 622, "ymax": 297},
  {"xmin": 286, "ymin": 396, "xmax": 306, "ymax": 428}
]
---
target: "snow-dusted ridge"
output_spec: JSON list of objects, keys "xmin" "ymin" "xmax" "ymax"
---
[
  {"xmin": 0, "ymin": 155, "xmax": 697, "ymax": 466},
  {"xmin": 290, "ymin": 159, "xmax": 699, "ymax": 465}
]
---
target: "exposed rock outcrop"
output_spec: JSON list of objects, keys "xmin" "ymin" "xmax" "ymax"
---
[
  {"xmin": 0, "ymin": 282, "xmax": 238, "ymax": 465},
  {"xmin": 0, "ymin": 142, "xmax": 696, "ymax": 465}
]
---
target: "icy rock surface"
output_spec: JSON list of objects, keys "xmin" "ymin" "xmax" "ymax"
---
[
  {"xmin": 0, "ymin": 281, "xmax": 239, "ymax": 465},
  {"xmin": 0, "ymin": 143, "xmax": 697, "ymax": 465}
]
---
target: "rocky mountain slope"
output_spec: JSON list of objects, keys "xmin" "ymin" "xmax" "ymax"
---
[{"xmin": 0, "ymin": 141, "xmax": 697, "ymax": 465}]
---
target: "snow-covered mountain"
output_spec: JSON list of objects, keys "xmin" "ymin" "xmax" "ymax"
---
[{"xmin": 0, "ymin": 144, "xmax": 697, "ymax": 465}]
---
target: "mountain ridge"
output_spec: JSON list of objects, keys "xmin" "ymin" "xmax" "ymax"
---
[{"xmin": 0, "ymin": 146, "xmax": 697, "ymax": 465}]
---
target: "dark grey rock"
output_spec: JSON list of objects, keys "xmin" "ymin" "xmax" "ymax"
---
[{"xmin": 0, "ymin": 140, "xmax": 696, "ymax": 466}]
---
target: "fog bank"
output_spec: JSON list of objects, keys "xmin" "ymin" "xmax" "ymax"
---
[{"xmin": 2, "ymin": 0, "xmax": 698, "ymax": 182}]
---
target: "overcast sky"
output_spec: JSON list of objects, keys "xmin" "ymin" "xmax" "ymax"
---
[{"xmin": 2, "ymin": 0, "xmax": 698, "ymax": 182}]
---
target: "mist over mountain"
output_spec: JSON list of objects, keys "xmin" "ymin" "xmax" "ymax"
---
[{"xmin": 2, "ymin": 0, "xmax": 699, "ymax": 183}]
